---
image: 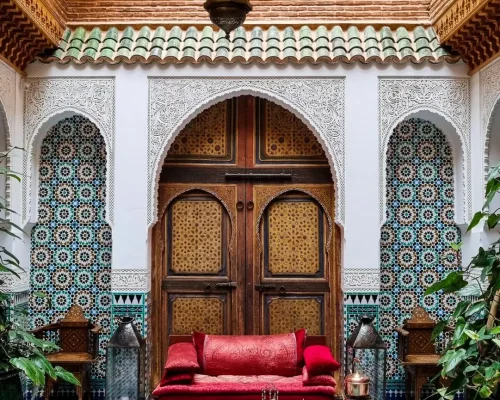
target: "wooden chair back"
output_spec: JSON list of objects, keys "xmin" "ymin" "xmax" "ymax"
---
[
  {"xmin": 33, "ymin": 305, "xmax": 100, "ymax": 359},
  {"xmin": 395, "ymin": 306, "xmax": 437, "ymax": 362}
]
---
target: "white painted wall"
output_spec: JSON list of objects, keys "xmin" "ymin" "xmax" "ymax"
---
[{"xmin": 23, "ymin": 60, "xmax": 474, "ymax": 293}]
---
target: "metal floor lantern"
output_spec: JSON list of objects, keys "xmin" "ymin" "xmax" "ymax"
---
[
  {"xmin": 106, "ymin": 316, "xmax": 146, "ymax": 400},
  {"xmin": 345, "ymin": 315, "xmax": 387, "ymax": 400}
]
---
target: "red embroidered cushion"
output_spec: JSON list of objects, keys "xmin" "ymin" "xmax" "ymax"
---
[
  {"xmin": 304, "ymin": 345, "xmax": 340, "ymax": 376},
  {"xmin": 160, "ymin": 372, "xmax": 194, "ymax": 386},
  {"xmin": 165, "ymin": 342, "xmax": 199, "ymax": 372},
  {"xmin": 192, "ymin": 331, "xmax": 206, "ymax": 369},
  {"xmin": 202, "ymin": 333, "xmax": 299, "ymax": 377},
  {"xmin": 302, "ymin": 366, "xmax": 336, "ymax": 387},
  {"xmin": 193, "ymin": 330, "xmax": 306, "ymax": 374},
  {"xmin": 295, "ymin": 328, "xmax": 306, "ymax": 370}
]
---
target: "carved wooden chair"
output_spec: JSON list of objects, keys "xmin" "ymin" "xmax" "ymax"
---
[
  {"xmin": 33, "ymin": 305, "xmax": 101, "ymax": 400},
  {"xmin": 395, "ymin": 306, "xmax": 441, "ymax": 400}
]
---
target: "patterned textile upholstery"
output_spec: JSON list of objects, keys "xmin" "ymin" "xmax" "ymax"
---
[
  {"xmin": 152, "ymin": 334, "xmax": 336, "ymax": 400},
  {"xmin": 203, "ymin": 333, "xmax": 298, "ymax": 377}
]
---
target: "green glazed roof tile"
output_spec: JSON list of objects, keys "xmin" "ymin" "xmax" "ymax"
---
[{"xmin": 41, "ymin": 25, "xmax": 458, "ymax": 65}]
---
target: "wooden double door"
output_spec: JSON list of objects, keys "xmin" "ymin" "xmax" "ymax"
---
[{"xmin": 151, "ymin": 96, "xmax": 341, "ymax": 383}]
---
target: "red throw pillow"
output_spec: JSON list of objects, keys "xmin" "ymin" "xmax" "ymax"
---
[
  {"xmin": 192, "ymin": 331, "xmax": 206, "ymax": 369},
  {"xmin": 164, "ymin": 342, "xmax": 199, "ymax": 372},
  {"xmin": 159, "ymin": 372, "xmax": 193, "ymax": 386},
  {"xmin": 304, "ymin": 345, "xmax": 341, "ymax": 375},
  {"xmin": 295, "ymin": 328, "xmax": 307, "ymax": 371},
  {"xmin": 302, "ymin": 365, "xmax": 336, "ymax": 387}
]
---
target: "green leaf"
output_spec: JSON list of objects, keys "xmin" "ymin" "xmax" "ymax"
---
[
  {"xmin": 466, "ymin": 301, "xmax": 487, "ymax": 317},
  {"xmin": 485, "ymin": 367, "xmax": 496, "ymax": 379},
  {"xmin": 10, "ymin": 357, "xmax": 45, "ymax": 386},
  {"xmin": 487, "ymin": 214, "xmax": 500, "ymax": 229},
  {"xmin": 54, "ymin": 366, "xmax": 80, "ymax": 386},
  {"xmin": 0, "ymin": 227, "xmax": 21, "ymax": 240},
  {"xmin": 451, "ymin": 242, "xmax": 463, "ymax": 251},
  {"xmin": 32, "ymin": 356, "xmax": 57, "ymax": 380},
  {"xmin": 0, "ymin": 264, "xmax": 20, "ymax": 279},
  {"xmin": 490, "ymin": 327, "xmax": 500, "ymax": 334},
  {"xmin": 432, "ymin": 321, "xmax": 448, "ymax": 341},
  {"xmin": 493, "ymin": 339, "xmax": 500, "ymax": 348},
  {"xmin": 453, "ymin": 321, "xmax": 467, "ymax": 343},
  {"xmin": 452, "ymin": 300, "xmax": 471, "ymax": 319},
  {"xmin": 465, "ymin": 330, "xmax": 480, "ymax": 341},
  {"xmin": 425, "ymin": 271, "xmax": 467, "ymax": 295},
  {"xmin": 464, "ymin": 365, "xmax": 479, "ymax": 374},
  {"xmin": 458, "ymin": 284, "xmax": 482, "ymax": 297},
  {"xmin": 479, "ymin": 385, "xmax": 492, "ymax": 398},
  {"xmin": 444, "ymin": 348, "xmax": 466, "ymax": 374},
  {"xmin": 468, "ymin": 211, "xmax": 486, "ymax": 232}
]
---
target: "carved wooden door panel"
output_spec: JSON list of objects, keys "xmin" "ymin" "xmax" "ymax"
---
[{"xmin": 249, "ymin": 185, "xmax": 340, "ymax": 357}]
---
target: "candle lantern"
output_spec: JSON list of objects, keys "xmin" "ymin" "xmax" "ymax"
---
[
  {"xmin": 345, "ymin": 315, "xmax": 387, "ymax": 400},
  {"xmin": 106, "ymin": 316, "xmax": 146, "ymax": 400}
]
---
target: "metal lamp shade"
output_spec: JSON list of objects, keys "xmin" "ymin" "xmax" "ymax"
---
[
  {"xmin": 106, "ymin": 316, "xmax": 146, "ymax": 400},
  {"xmin": 203, "ymin": 0, "xmax": 252, "ymax": 38},
  {"xmin": 345, "ymin": 315, "xmax": 387, "ymax": 400}
]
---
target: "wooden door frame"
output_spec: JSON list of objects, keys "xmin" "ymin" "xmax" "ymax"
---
[{"xmin": 148, "ymin": 96, "xmax": 345, "ymax": 389}]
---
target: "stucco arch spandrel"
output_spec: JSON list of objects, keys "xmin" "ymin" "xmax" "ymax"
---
[
  {"xmin": 22, "ymin": 78, "xmax": 115, "ymax": 228},
  {"xmin": 148, "ymin": 77, "xmax": 345, "ymax": 228},
  {"xmin": 481, "ymin": 58, "xmax": 500, "ymax": 183},
  {"xmin": 378, "ymin": 78, "xmax": 471, "ymax": 225}
]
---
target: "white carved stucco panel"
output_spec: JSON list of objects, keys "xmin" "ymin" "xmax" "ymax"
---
[
  {"xmin": 481, "ymin": 58, "xmax": 500, "ymax": 181},
  {"xmin": 343, "ymin": 270, "xmax": 381, "ymax": 293},
  {"xmin": 148, "ymin": 77, "xmax": 345, "ymax": 227},
  {"xmin": 379, "ymin": 78, "xmax": 471, "ymax": 224},
  {"xmin": 23, "ymin": 78, "xmax": 115, "ymax": 227},
  {"xmin": 0, "ymin": 61, "xmax": 15, "ymax": 136},
  {"xmin": 111, "ymin": 269, "xmax": 150, "ymax": 292}
]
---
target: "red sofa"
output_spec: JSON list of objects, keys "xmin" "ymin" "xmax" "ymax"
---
[{"xmin": 152, "ymin": 332, "xmax": 338, "ymax": 400}]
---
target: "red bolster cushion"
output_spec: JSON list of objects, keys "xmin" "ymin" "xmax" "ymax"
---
[
  {"xmin": 165, "ymin": 342, "xmax": 199, "ymax": 372},
  {"xmin": 193, "ymin": 329, "xmax": 306, "ymax": 375},
  {"xmin": 198, "ymin": 332, "xmax": 303, "ymax": 377},
  {"xmin": 303, "ymin": 345, "xmax": 341, "ymax": 375},
  {"xmin": 302, "ymin": 365, "xmax": 336, "ymax": 387}
]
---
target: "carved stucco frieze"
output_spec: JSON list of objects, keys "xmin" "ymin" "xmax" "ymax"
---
[
  {"xmin": 23, "ymin": 78, "xmax": 115, "ymax": 227},
  {"xmin": 0, "ymin": 61, "xmax": 15, "ymax": 137},
  {"xmin": 148, "ymin": 77, "xmax": 345, "ymax": 227},
  {"xmin": 343, "ymin": 269, "xmax": 380, "ymax": 293},
  {"xmin": 111, "ymin": 269, "xmax": 150, "ymax": 292},
  {"xmin": 0, "ymin": 271, "xmax": 29, "ymax": 294},
  {"xmin": 379, "ymin": 78, "xmax": 471, "ymax": 224},
  {"xmin": 481, "ymin": 58, "xmax": 500, "ymax": 181}
]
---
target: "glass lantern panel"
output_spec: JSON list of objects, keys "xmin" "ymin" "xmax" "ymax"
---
[
  {"xmin": 346, "ymin": 347, "xmax": 387, "ymax": 400},
  {"xmin": 106, "ymin": 348, "xmax": 139, "ymax": 400}
]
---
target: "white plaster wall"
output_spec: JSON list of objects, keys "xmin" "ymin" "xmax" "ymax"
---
[{"xmin": 24, "ymin": 60, "xmax": 471, "ymax": 293}]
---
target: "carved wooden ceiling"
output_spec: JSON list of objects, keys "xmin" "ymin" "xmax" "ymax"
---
[
  {"xmin": 0, "ymin": 0, "xmax": 499, "ymax": 73},
  {"xmin": 433, "ymin": 0, "xmax": 500, "ymax": 73}
]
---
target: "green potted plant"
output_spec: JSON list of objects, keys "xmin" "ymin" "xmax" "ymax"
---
[
  {"xmin": 0, "ymin": 148, "xmax": 79, "ymax": 399},
  {"xmin": 426, "ymin": 164, "xmax": 500, "ymax": 400}
]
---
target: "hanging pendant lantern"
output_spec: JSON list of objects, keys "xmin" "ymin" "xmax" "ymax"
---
[{"xmin": 203, "ymin": 0, "xmax": 253, "ymax": 39}]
